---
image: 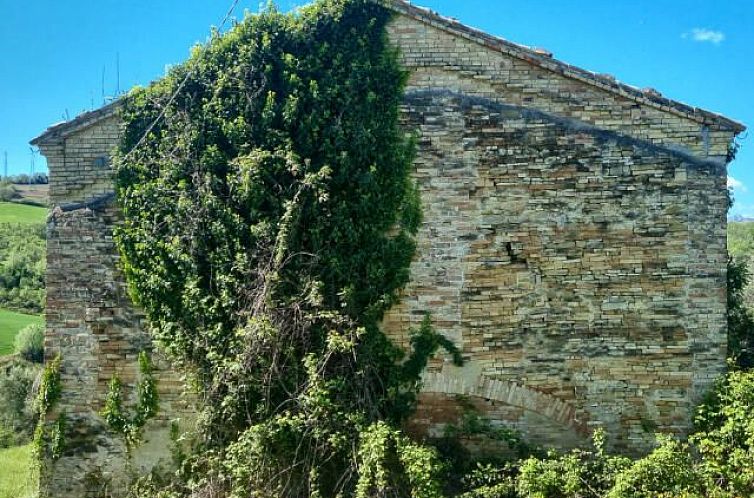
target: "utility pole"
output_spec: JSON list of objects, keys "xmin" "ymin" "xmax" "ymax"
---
[
  {"xmin": 3, "ymin": 151, "xmax": 7, "ymax": 181},
  {"xmin": 29, "ymin": 147, "xmax": 35, "ymax": 184}
]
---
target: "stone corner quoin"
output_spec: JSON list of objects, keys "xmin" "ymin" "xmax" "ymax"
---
[{"xmin": 29, "ymin": 1, "xmax": 745, "ymax": 496}]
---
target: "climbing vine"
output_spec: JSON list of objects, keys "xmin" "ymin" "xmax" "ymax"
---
[
  {"xmin": 33, "ymin": 354, "xmax": 64, "ymax": 470},
  {"xmin": 101, "ymin": 351, "xmax": 159, "ymax": 450},
  {"xmin": 115, "ymin": 1, "xmax": 456, "ymax": 496},
  {"xmin": 35, "ymin": 354, "xmax": 61, "ymax": 416}
]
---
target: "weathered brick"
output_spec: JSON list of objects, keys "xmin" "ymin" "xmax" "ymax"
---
[{"xmin": 30, "ymin": 1, "xmax": 743, "ymax": 495}]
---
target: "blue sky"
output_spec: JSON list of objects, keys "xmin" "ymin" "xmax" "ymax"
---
[{"xmin": 1, "ymin": 0, "xmax": 752, "ymax": 214}]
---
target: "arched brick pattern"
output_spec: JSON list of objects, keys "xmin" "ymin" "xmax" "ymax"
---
[{"xmin": 421, "ymin": 372, "xmax": 589, "ymax": 436}]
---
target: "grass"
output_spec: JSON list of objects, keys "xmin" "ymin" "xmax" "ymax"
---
[
  {"xmin": 0, "ymin": 309, "xmax": 42, "ymax": 356},
  {"xmin": 0, "ymin": 444, "xmax": 35, "ymax": 498},
  {"xmin": 0, "ymin": 202, "xmax": 47, "ymax": 224}
]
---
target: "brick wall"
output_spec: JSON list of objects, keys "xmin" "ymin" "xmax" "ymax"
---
[
  {"xmin": 32, "ymin": 4, "xmax": 739, "ymax": 495},
  {"xmin": 37, "ymin": 114, "xmax": 190, "ymax": 497},
  {"xmin": 381, "ymin": 12, "xmax": 733, "ymax": 452}
]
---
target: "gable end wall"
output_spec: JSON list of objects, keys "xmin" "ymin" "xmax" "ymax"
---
[
  {"xmin": 381, "ymin": 13, "xmax": 732, "ymax": 451},
  {"xmin": 33, "ymin": 10, "xmax": 735, "ymax": 496}
]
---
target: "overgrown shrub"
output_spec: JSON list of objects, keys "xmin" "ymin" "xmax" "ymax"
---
[
  {"xmin": 0, "ymin": 360, "xmax": 40, "ymax": 447},
  {"xmin": 606, "ymin": 437, "xmax": 701, "ymax": 498},
  {"xmin": 692, "ymin": 368, "xmax": 754, "ymax": 496},
  {"xmin": 517, "ymin": 452, "xmax": 587, "ymax": 498},
  {"xmin": 458, "ymin": 463, "xmax": 519, "ymax": 498},
  {"xmin": 456, "ymin": 436, "xmax": 702, "ymax": 498},
  {"xmin": 512, "ymin": 430, "xmax": 630, "ymax": 498},
  {"xmin": 0, "ymin": 182, "xmax": 17, "ymax": 202},
  {"xmin": 115, "ymin": 1, "xmax": 458, "ymax": 496},
  {"xmin": 15, "ymin": 322, "xmax": 44, "ymax": 363}
]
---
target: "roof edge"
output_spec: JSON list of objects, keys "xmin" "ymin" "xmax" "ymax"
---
[
  {"xmin": 30, "ymin": 100, "xmax": 122, "ymax": 147},
  {"xmin": 30, "ymin": 2, "xmax": 747, "ymax": 145},
  {"xmin": 376, "ymin": 0, "xmax": 746, "ymax": 134}
]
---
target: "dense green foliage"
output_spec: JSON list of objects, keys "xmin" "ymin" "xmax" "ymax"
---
[
  {"xmin": 0, "ymin": 222, "xmax": 46, "ymax": 313},
  {"xmin": 14, "ymin": 322, "xmax": 44, "ymax": 363},
  {"xmin": 692, "ymin": 369, "xmax": 754, "ymax": 495},
  {"xmin": 115, "ymin": 1, "xmax": 460, "ymax": 496},
  {"xmin": 0, "ymin": 360, "xmax": 40, "ymax": 448}
]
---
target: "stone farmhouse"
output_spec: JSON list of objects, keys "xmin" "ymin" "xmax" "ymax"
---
[{"xmin": 31, "ymin": 0, "xmax": 745, "ymax": 495}]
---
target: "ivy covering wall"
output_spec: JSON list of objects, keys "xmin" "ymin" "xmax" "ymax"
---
[{"xmin": 115, "ymin": 1, "xmax": 455, "ymax": 496}]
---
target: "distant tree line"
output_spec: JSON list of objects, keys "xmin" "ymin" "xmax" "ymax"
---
[
  {"xmin": 0, "ymin": 174, "xmax": 49, "ymax": 204},
  {"xmin": 0, "ymin": 173, "xmax": 48, "ymax": 185},
  {"xmin": 727, "ymin": 222, "xmax": 754, "ymax": 368}
]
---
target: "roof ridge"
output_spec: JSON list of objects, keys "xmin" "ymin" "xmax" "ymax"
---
[
  {"xmin": 376, "ymin": 0, "xmax": 745, "ymax": 134},
  {"xmin": 31, "ymin": 100, "xmax": 121, "ymax": 146},
  {"xmin": 31, "ymin": 0, "xmax": 745, "ymax": 146}
]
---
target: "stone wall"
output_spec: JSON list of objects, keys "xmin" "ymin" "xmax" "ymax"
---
[
  {"xmin": 382, "ymin": 90, "xmax": 727, "ymax": 452},
  {"xmin": 383, "ymin": 4, "xmax": 736, "ymax": 159},
  {"xmin": 31, "ymin": 3, "xmax": 740, "ymax": 495},
  {"xmin": 381, "ymin": 10, "xmax": 733, "ymax": 452},
  {"xmin": 37, "ymin": 113, "xmax": 190, "ymax": 497}
]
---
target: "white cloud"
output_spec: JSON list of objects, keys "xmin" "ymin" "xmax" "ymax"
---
[
  {"xmin": 728, "ymin": 176, "xmax": 747, "ymax": 192},
  {"xmin": 682, "ymin": 28, "xmax": 725, "ymax": 44}
]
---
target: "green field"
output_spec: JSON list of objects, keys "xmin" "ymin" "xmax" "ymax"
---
[
  {"xmin": 0, "ymin": 309, "xmax": 42, "ymax": 356},
  {"xmin": 0, "ymin": 202, "xmax": 47, "ymax": 224},
  {"xmin": 0, "ymin": 444, "xmax": 35, "ymax": 498}
]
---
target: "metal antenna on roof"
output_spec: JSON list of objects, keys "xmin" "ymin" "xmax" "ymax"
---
[
  {"xmin": 102, "ymin": 65, "xmax": 106, "ymax": 105},
  {"xmin": 122, "ymin": 0, "xmax": 241, "ymax": 161},
  {"xmin": 116, "ymin": 52, "xmax": 120, "ymax": 96}
]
